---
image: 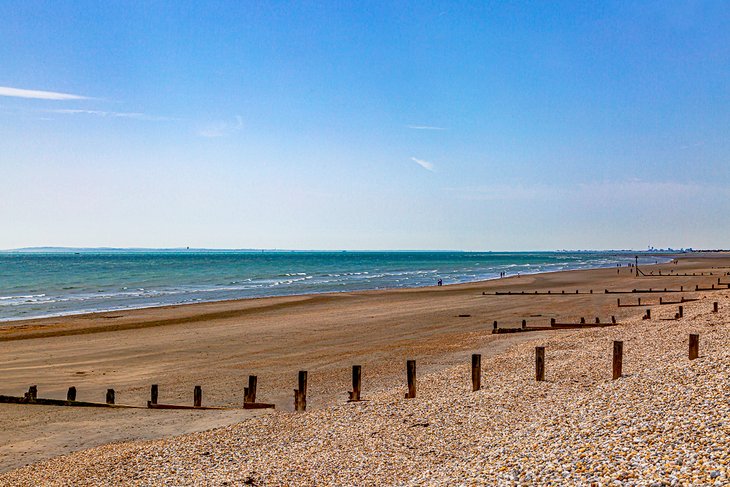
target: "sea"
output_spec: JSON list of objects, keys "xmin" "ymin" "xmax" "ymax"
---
[{"xmin": 0, "ymin": 250, "xmax": 673, "ymax": 322}]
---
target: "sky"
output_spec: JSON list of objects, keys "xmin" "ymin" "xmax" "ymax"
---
[{"xmin": 1, "ymin": 1, "xmax": 729, "ymax": 251}]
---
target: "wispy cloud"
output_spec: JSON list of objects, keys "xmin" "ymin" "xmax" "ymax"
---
[
  {"xmin": 198, "ymin": 116, "xmax": 244, "ymax": 138},
  {"xmin": 0, "ymin": 86, "xmax": 88, "ymax": 100},
  {"xmin": 411, "ymin": 157, "xmax": 435, "ymax": 172},
  {"xmin": 45, "ymin": 109, "xmax": 175, "ymax": 121},
  {"xmin": 407, "ymin": 125, "xmax": 447, "ymax": 130}
]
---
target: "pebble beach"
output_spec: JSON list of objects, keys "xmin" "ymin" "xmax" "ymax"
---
[{"xmin": 2, "ymin": 286, "xmax": 727, "ymax": 485}]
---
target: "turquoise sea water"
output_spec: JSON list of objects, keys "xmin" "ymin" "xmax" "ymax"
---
[{"xmin": 0, "ymin": 251, "xmax": 670, "ymax": 322}]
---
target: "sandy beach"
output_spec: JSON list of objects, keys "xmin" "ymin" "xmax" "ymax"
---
[{"xmin": 1, "ymin": 254, "xmax": 728, "ymax": 483}]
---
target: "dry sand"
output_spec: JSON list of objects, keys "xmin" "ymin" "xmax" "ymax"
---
[{"xmin": 1, "ymin": 254, "xmax": 728, "ymax": 482}]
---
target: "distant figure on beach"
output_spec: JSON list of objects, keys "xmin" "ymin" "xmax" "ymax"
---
[{"xmin": 437, "ymin": 279, "xmax": 442, "ymax": 286}]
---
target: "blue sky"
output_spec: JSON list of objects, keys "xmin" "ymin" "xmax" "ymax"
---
[{"xmin": 1, "ymin": 1, "xmax": 728, "ymax": 250}]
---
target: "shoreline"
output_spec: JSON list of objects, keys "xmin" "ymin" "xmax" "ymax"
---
[
  {"xmin": 0, "ymin": 253, "xmax": 727, "ymax": 474},
  {"xmin": 0, "ymin": 253, "xmax": 679, "ymax": 329},
  {"xmin": 0, "ymin": 252, "xmax": 680, "ymax": 324}
]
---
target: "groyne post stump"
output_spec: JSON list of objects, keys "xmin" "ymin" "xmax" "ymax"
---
[
  {"xmin": 471, "ymin": 354, "xmax": 481, "ymax": 392},
  {"xmin": 106, "ymin": 389, "xmax": 115, "ymax": 405},
  {"xmin": 521, "ymin": 319, "xmax": 526, "ymax": 329},
  {"xmin": 349, "ymin": 365, "xmax": 361, "ymax": 402},
  {"xmin": 405, "ymin": 360, "xmax": 417, "ymax": 399},
  {"xmin": 294, "ymin": 370, "xmax": 307, "ymax": 411},
  {"xmin": 150, "ymin": 384, "xmax": 158, "ymax": 405},
  {"xmin": 612, "ymin": 341, "xmax": 623, "ymax": 380},
  {"xmin": 689, "ymin": 334, "xmax": 699, "ymax": 360},
  {"xmin": 67, "ymin": 387, "xmax": 76, "ymax": 402},
  {"xmin": 535, "ymin": 347, "xmax": 545, "ymax": 382},
  {"xmin": 25, "ymin": 385, "xmax": 37, "ymax": 401},
  {"xmin": 678, "ymin": 306, "xmax": 683, "ymax": 318},
  {"xmin": 713, "ymin": 302, "xmax": 718, "ymax": 313},
  {"xmin": 193, "ymin": 385, "xmax": 202, "ymax": 407},
  {"xmin": 245, "ymin": 375, "xmax": 258, "ymax": 404}
]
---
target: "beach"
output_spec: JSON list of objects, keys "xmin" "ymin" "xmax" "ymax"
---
[{"xmin": 1, "ymin": 254, "xmax": 728, "ymax": 484}]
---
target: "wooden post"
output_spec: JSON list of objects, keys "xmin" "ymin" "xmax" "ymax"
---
[
  {"xmin": 521, "ymin": 319, "xmax": 526, "ymax": 329},
  {"xmin": 595, "ymin": 317, "xmax": 600, "ymax": 324},
  {"xmin": 660, "ymin": 297, "xmax": 663, "ymax": 304},
  {"xmin": 27, "ymin": 385, "xmax": 37, "ymax": 401},
  {"xmin": 580, "ymin": 317, "xmax": 585, "ymax": 324},
  {"xmin": 645, "ymin": 308, "xmax": 651, "ymax": 319},
  {"xmin": 550, "ymin": 318, "xmax": 556, "ymax": 326},
  {"xmin": 590, "ymin": 289, "xmax": 593, "ymax": 294},
  {"xmin": 638, "ymin": 297, "xmax": 641, "ymax": 305},
  {"xmin": 471, "ymin": 354, "xmax": 481, "ymax": 392},
  {"xmin": 493, "ymin": 320, "xmax": 498, "ymax": 331},
  {"xmin": 245, "ymin": 375, "xmax": 258, "ymax": 404},
  {"xmin": 680, "ymin": 286, "xmax": 683, "ymax": 291},
  {"xmin": 617, "ymin": 298, "xmax": 621, "ymax": 306},
  {"xmin": 713, "ymin": 302, "xmax": 718, "ymax": 313},
  {"xmin": 193, "ymin": 385, "xmax": 202, "ymax": 407},
  {"xmin": 689, "ymin": 334, "xmax": 699, "ymax": 360},
  {"xmin": 405, "ymin": 360, "xmax": 416, "ymax": 398},
  {"xmin": 349, "ymin": 365, "xmax": 361, "ymax": 402},
  {"xmin": 678, "ymin": 306, "xmax": 683, "ymax": 318},
  {"xmin": 535, "ymin": 347, "xmax": 545, "ymax": 381},
  {"xmin": 611, "ymin": 315, "xmax": 616, "ymax": 324},
  {"xmin": 150, "ymin": 384, "xmax": 158, "ymax": 405},
  {"xmin": 67, "ymin": 386, "xmax": 76, "ymax": 401},
  {"xmin": 612, "ymin": 341, "xmax": 623, "ymax": 380},
  {"xmin": 106, "ymin": 389, "xmax": 115, "ymax": 405},
  {"xmin": 294, "ymin": 370, "xmax": 307, "ymax": 411}
]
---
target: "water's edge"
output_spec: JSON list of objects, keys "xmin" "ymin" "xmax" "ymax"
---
[{"xmin": 0, "ymin": 251, "xmax": 676, "ymax": 323}]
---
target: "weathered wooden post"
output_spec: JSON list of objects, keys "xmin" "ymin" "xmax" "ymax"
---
[
  {"xmin": 713, "ymin": 302, "xmax": 718, "ymax": 313},
  {"xmin": 405, "ymin": 360, "xmax": 416, "ymax": 398},
  {"xmin": 294, "ymin": 371, "xmax": 307, "ymax": 411},
  {"xmin": 638, "ymin": 297, "xmax": 641, "ymax": 305},
  {"xmin": 535, "ymin": 347, "xmax": 545, "ymax": 381},
  {"xmin": 193, "ymin": 385, "xmax": 202, "ymax": 407},
  {"xmin": 689, "ymin": 334, "xmax": 699, "ymax": 360},
  {"xmin": 580, "ymin": 317, "xmax": 586, "ymax": 324},
  {"xmin": 550, "ymin": 318, "xmax": 556, "ymax": 326},
  {"xmin": 521, "ymin": 319, "xmax": 526, "ymax": 329},
  {"xmin": 595, "ymin": 317, "xmax": 600, "ymax": 324},
  {"xmin": 678, "ymin": 306, "xmax": 683, "ymax": 318},
  {"xmin": 471, "ymin": 354, "xmax": 481, "ymax": 392},
  {"xmin": 645, "ymin": 308, "xmax": 651, "ymax": 319},
  {"xmin": 660, "ymin": 297, "xmax": 663, "ymax": 304},
  {"xmin": 493, "ymin": 320, "xmax": 498, "ymax": 331},
  {"xmin": 106, "ymin": 389, "xmax": 115, "ymax": 405},
  {"xmin": 26, "ymin": 385, "xmax": 37, "ymax": 401},
  {"xmin": 150, "ymin": 384, "xmax": 158, "ymax": 405},
  {"xmin": 349, "ymin": 365, "xmax": 361, "ymax": 402},
  {"xmin": 611, "ymin": 315, "xmax": 616, "ymax": 324},
  {"xmin": 612, "ymin": 341, "xmax": 623, "ymax": 380},
  {"xmin": 617, "ymin": 298, "xmax": 621, "ymax": 307},
  {"xmin": 245, "ymin": 375, "xmax": 258, "ymax": 404},
  {"xmin": 67, "ymin": 386, "xmax": 76, "ymax": 401}
]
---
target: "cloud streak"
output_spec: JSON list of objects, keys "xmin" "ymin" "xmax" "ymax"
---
[
  {"xmin": 407, "ymin": 125, "xmax": 447, "ymax": 130},
  {"xmin": 0, "ymin": 86, "xmax": 88, "ymax": 100},
  {"xmin": 411, "ymin": 157, "xmax": 435, "ymax": 171},
  {"xmin": 45, "ymin": 109, "xmax": 175, "ymax": 121}
]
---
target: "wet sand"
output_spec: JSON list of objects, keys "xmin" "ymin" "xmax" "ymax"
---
[{"xmin": 1, "ymin": 254, "xmax": 727, "ymax": 473}]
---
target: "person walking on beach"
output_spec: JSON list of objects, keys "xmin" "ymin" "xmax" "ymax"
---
[{"xmin": 437, "ymin": 279, "xmax": 443, "ymax": 286}]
